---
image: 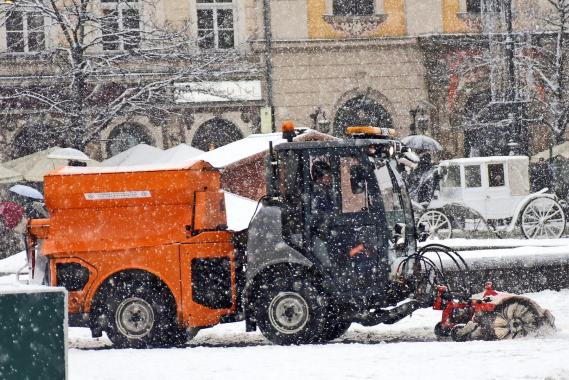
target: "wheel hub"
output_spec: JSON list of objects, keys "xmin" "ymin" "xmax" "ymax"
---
[
  {"xmin": 115, "ymin": 297, "xmax": 155, "ymax": 339},
  {"xmin": 268, "ymin": 292, "xmax": 309, "ymax": 334}
]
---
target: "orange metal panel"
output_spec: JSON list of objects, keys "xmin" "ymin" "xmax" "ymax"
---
[{"xmin": 179, "ymin": 240, "xmax": 236, "ymax": 328}]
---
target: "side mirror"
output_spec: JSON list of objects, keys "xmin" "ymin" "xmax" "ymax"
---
[{"xmin": 350, "ymin": 165, "xmax": 367, "ymax": 194}]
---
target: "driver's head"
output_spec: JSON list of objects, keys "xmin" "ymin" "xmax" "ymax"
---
[{"xmin": 312, "ymin": 161, "xmax": 332, "ymax": 185}]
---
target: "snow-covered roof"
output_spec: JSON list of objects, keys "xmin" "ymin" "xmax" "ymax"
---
[
  {"xmin": 102, "ymin": 144, "xmax": 164, "ymax": 166},
  {"xmin": 155, "ymin": 144, "xmax": 203, "ymax": 165},
  {"xmin": 440, "ymin": 155, "xmax": 528, "ymax": 166},
  {"xmin": 196, "ymin": 132, "xmax": 287, "ymax": 168},
  {"xmin": 532, "ymin": 141, "xmax": 569, "ymax": 162},
  {"xmin": 2, "ymin": 147, "xmax": 99, "ymax": 182},
  {"xmin": 54, "ymin": 159, "xmax": 204, "ymax": 175},
  {"xmin": 196, "ymin": 129, "xmax": 324, "ymax": 168}
]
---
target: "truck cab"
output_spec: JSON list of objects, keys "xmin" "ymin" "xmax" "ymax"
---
[{"xmin": 244, "ymin": 126, "xmax": 419, "ymax": 344}]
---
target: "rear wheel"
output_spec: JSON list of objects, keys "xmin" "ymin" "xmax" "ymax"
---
[
  {"xmin": 103, "ymin": 275, "xmax": 182, "ymax": 348},
  {"xmin": 491, "ymin": 300, "xmax": 541, "ymax": 339},
  {"xmin": 254, "ymin": 275, "xmax": 328, "ymax": 345},
  {"xmin": 521, "ymin": 197, "xmax": 566, "ymax": 239}
]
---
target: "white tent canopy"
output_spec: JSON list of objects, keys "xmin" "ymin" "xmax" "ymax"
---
[
  {"xmin": 0, "ymin": 165, "xmax": 23, "ymax": 184},
  {"xmin": 102, "ymin": 143, "xmax": 204, "ymax": 167},
  {"xmin": 155, "ymin": 144, "xmax": 203, "ymax": 165},
  {"xmin": 2, "ymin": 147, "xmax": 97, "ymax": 182},
  {"xmin": 102, "ymin": 144, "xmax": 164, "ymax": 166},
  {"xmin": 532, "ymin": 141, "xmax": 569, "ymax": 162}
]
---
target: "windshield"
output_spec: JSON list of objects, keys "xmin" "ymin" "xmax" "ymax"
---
[{"xmin": 373, "ymin": 160, "xmax": 415, "ymax": 254}]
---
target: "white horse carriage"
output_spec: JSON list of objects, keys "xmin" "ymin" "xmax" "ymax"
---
[{"xmin": 416, "ymin": 156, "xmax": 567, "ymax": 239}]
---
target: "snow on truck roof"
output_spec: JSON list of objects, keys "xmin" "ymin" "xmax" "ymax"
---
[
  {"xmin": 195, "ymin": 128, "xmax": 328, "ymax": 168},
  {"xmin": 440, "ymin": 155, "xmax": 529, "ymax": 166},
  {"xmin": 53, "ymin": 159, "xmax": 208, "ymax": 175},
  {"xmin": 101, "ymin": 143, "xmax": 204, "ymax": 167}
]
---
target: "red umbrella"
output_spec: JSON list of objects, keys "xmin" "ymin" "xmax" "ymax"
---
[{"xmin": 0, "ymin": 201, "xmax": 25, "ymax": 230}]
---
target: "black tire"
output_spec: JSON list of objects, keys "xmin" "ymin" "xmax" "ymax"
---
[
  {"xmin": 434, "ymin": 322, "xmax": 451, "ymax": 339},
  {"xmin": 254, "ymin": 274, "xmax": 328, "ymax": 345},
  {"xmin": 103, "ymin": 274, "xmax": 181, "ymax": 348},
  {"xmin": 321, "ymin": 320, "xmax": 351, "ymax": 342},
  {"xmin": 317, "ymin": 301, "xmax": 351, "ymax": 342}
]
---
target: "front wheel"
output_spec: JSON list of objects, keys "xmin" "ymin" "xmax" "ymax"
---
[
  {"xmin": 254, "ymin": 276, "xmax": 328, "ymax": 345},
  {"xmin": 520, "ymin": 197, "xmax": 566, "ymax": 239}
]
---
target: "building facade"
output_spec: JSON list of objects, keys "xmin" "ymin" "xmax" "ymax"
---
[
  {"xmin": 264, "ymin": 0, "xmax": 563, "ymax": 158},
  {"xmin": 0, "ymin": 0, "xmax": 263, "ymax": 160},
  {"xmin": 0, "ymin": 0, "xmax": 564, "ymax": 161}
]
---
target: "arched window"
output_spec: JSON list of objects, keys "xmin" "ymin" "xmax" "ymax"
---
[
  {"xmin": 333, "ymin": 95, "xmax": 393, "ymax": 137},
  {"xmin": 11, "ymin": 121, "xmax": 63, "ymax": 159},
  {"xmin": 106, "ymin": 123, "xmax": 154, "ymax": 156},
  {"xmin": 191, "ymin": 118, "xmax": 243, "ymax": 151},
  {"xmin": 333, "ymin": 0, "xmax": 374, "ymax": 16}
]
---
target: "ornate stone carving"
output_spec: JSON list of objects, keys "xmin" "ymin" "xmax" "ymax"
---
[
  {"xmin": 181, "ymin": 110, "xmax": 194, "ymax": 130},
  {"xmin": 457, "ymin": 13, "xmax": 482, "ymax": 32},
  {"xmin": 322, "ymin": 14, "xmax": 388, "ymax": 38}
]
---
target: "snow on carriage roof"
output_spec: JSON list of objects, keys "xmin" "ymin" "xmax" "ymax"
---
[
  {"xmin": 440, "ymin": 155, "xmax": 529, "ymax": 165},
  {"xmin": 196, "ymin": 129, "xmax": 318, "ymax": 168}
]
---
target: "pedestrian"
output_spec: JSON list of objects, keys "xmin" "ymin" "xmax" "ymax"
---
[
  {"xmin": 408, "ymin": 152, "xmax": 437, "ymax": 204},
  {"xmin": 532, "ymin": 157, "xmax": 554, "ymax": 192},
  {"xmin": 0, "ymin": 201, "xmax": 26, "ymax": 259}
]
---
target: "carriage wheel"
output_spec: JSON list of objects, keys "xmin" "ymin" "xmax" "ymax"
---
[
  {"xmin": 418, "ymin": 210, "xmax": 452, "ymax": 240},
  {"xmin": 520, "ymin": 197, "xmax": 566, "ymax": 239}
]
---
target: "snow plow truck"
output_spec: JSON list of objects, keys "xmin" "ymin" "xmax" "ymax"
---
[{"xmin": 25, "ymin": 124, "xmax": 554, "ymax": 347}]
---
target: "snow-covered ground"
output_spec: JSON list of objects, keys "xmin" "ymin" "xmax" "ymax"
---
[
  {"xmin": 3, "ymin": 241, "xmax": 569, "ymax": 380},
  {"xmin": 67, "ymin": 289, "xmax": 569, "ymax": 380}
]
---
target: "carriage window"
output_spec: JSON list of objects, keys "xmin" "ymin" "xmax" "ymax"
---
[
  {"xmin": 441, "ymin": 165, "xmax": 461, "ymax": 188},
  {"xmin": 488, "ymin": 164, "xmax": 505, "ymax": 187},
  {"xmin": 340, "ymin": 156, "xmax": 367, "ymax": 213},
  {"xmin": 465, "ymin": 165, "xmax": 482, "ymax": 188}
]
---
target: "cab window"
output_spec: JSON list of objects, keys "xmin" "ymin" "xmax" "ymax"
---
[
  {"xmin": 339, "ymin": 156, "xmax": 367, "ymax": 214},
  {"xmin": 375, "ymin": 164, "xmax": 405, "ymax": 230}
]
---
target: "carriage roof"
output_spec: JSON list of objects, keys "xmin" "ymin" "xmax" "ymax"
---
[{"xmin": 439, "ymin": 156, "xmax": 529, "ymax": 167}]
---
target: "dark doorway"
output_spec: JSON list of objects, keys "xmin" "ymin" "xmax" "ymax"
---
[
  {"xmin": 106, "ymin": 123, "xmax": 154, "ymax": 157},
  {"xmin": 333, "ymin": 96, "xmax": 393, "ymax": 137},
  {"xmin": 192, "ymin": 118, "xmax": 243, "ymax": 151}
]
